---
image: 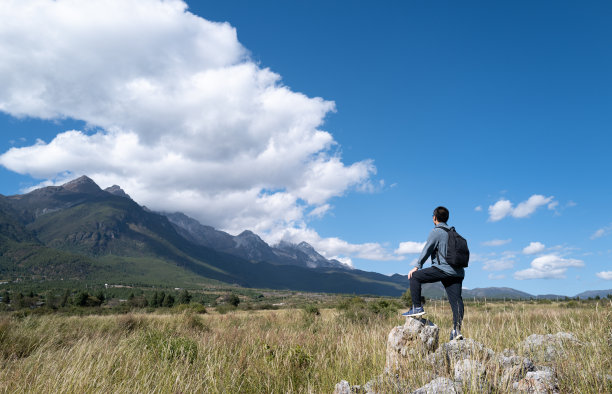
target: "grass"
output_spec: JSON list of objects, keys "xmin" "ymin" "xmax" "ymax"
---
[{"xmin": 0, "ymin": 300, "xmax": 609, "ymax": 393}]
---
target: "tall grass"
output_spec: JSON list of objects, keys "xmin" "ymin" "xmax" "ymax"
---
[{"xmin": 0, "ymin": 301, "xmax": 609, "ymax": 393}]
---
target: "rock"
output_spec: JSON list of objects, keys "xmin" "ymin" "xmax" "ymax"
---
[
  {"xmin": 427, "ymin": 338, "xmax": 495, "ymax": 373},
  {"xmin": 333, "ymin": 380, "xmax": 352, "ymax": 394},
  {"xmin": 412, "ymin": 377, "xmax": 462, "ymax": 394},
  {"xmin": 385, "ymin": 317, "xmax": 439, "ymax": 372},
  {"xmin": 496, "ymin": 348, "xmax": 534, "ymax": 372},
  {"xmin": 333, "ymin": 380, "xmax": 364, "ymax": 394},
  {"xmin": 454, "ymin": 359, "xmax": 486, "ymax": 388},
  {"xmin": 512, "ymin": 368, "xmax": 559, "ymax": 393},
  {"xmin": 519, "ymin": 332, "xmax": 581, "ymax": 363},
  {"xmin": 361, "ymin": 373, "xmax": 411, "ymax": 394}
]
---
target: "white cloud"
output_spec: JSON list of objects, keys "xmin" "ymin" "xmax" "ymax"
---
[
  {"xmin": 488, "ymin": 195, "xmax": 555, "ymax": 221},
  {"xmin": 523, "ymin": 242, "xmax": 546, "ymax": 255},
  {"xmin": 474, "ymin": 205, "xmax": 482, "ymax": 212},
  {"xmin": 0, "ymin": 0, "xmax": 379, "ymax": 260},
  {"xmin": 596, "ymin": 271, "xmax": 612, "ymax": 280},
  {"xmin": 482, "ymin": 239, "xmax": 512, "ymax": 247},
  {"xmin": 488, "ymin": 273, "xmax": 506, "ymax": 280},
  {"xmin": 482, "ymin": 254, "xmax": 516, "ymax": 271},
  {"xmin": 591, "ymin": 223, "xmax": 612, "ymax": 240},
  {"xmin": 488, "ymin": 199, "xmax": 513, "ymax": 221},
  {"xmin": 514, "ymin": 254, "xmax": 584, "ymax": 280},
  {"xmin": 395, "ymin": 241, "xmax": 426, "ymax": 255}
]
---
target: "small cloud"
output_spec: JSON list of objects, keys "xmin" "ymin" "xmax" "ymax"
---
[
  {"xmin": 488, "ymin": 273, "xmax": 506, "ymax": 280},
  {"xmin": 596, "ymin": 271, "xmax": 612, "ymax": 280},
  {"xmin": 308, "ymin": 204, "xmax": 331, "ymax": 218},
  {"xmin": 488, "ymin": 194, "xmax": 555, "ymax": 222},
  {"xmin": 523, "ymin": 242, "xmax": 545, "ymax": 255},
  {"xmin": 488, "ymin": 199, "xmax": 513, "ymax": 221},
  {"xmin": 514, "ymin": 254, "xmax": 584, "ymax": 280},
  {"xmin": 565, "ymin": 201, "xmax": 577, "ymax": 208},
  {"xmin": 395, "ymin": 241, "xmax": 426, "ymax": 255},
  {"xmin": 474, "ymin": 205, "xmax": 482, "ymax": 212},
  {"xmin": 591, "ymin": 223, "xmax": 612, "ymax": 240},
  {"xmin": 482, "ymin": 254, "xmax": 516, "ymax": 271},
  {"xmin": 547, "ymin": 201, "xmax": 558, "ymax": 210},
  {"xmin": 482, "ymin": 239, "xmax": 512, "ymax": 247}
]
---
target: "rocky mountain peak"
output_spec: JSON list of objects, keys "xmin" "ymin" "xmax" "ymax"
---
[
  {"xmin": 61, "ymin": 176, "xmax": 102, "ymax": 194},
  {"xmin": 104, "ymin": 185, "xmax": 131, "ymax": 199}
]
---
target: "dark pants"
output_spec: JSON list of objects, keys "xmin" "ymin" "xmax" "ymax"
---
[{"xmin": 410, "ymin": 266, "xmax": 464, "ymax": 330}]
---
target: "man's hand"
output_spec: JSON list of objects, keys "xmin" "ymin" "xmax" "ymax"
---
[{"xmin": 408, "ymin": 267, "xmax": 418, "ymax": 279}]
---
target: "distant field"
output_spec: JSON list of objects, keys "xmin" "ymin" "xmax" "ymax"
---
[{"xmin": 0, "ymin": 300, "xmax": 610, "ymax": 393}]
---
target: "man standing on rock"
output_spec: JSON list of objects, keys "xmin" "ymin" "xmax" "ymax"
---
[{"xmin": 403, "ymin": 206, "xmax": 467, "ymax": 341}]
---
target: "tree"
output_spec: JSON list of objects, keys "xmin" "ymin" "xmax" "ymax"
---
[
  {"xmin": 74, "ymin": 291, "xmax": 89, "ymax": 307},
  {"xmin": 1, "ymin": 290, "xmax": 10, "ymax": 305},
  {"xmin": 162, "ymin": 293, "xmax": 175, "ymax": 307},
  {"xmin": 151, "ymin": 291, "xmax": 159, "ymax": 307},
  {"xmin": 400, "ymin": 289, "xmax": 412, "ymax": 307},
  {"xmin": 178, "ymin": 289, "xmax": 192, "ymax": 305},
  {"xmin": 95, "ymin": 290, "xmax": 105, "ymax": 304},
  {"xmin": 228, "ymin": 294, "xmax": 240, "ymax": 307},
  {"xmin": 60, "ymin": 290, "xmax": 70, "ymax": 307}
]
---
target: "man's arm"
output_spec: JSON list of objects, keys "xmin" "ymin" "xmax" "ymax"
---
[{"xmin": 414, "ymin": 229, "xmax": 440, "ymax": 269}]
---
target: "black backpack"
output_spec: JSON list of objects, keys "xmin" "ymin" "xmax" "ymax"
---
[{"xmin": 436, "ymin": 227, "xmax": 470, "ymax": 268}]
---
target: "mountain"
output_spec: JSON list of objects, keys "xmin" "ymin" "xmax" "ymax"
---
[
  {"xmin": 575, "ymin": 289, "xmax": 612, "ymax": 299},
  {"xmin": 1, "ymin": 176, "xmax": 605, "ymax": 299},
  {"xmin": 463, "ymin": 287, "xmax": 533, "ymax": 299},
  {"xmin": 0, "ymin": 177, "xmax": 406, "ymax": 295},
  {"xmin": 164, "ymin": 211, "xmax": 347, "ymax": 269}
]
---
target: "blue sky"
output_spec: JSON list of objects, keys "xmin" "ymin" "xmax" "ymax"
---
[{"xmin": 0, "ymin": 0, "xmax": 610, "ymax": 295}]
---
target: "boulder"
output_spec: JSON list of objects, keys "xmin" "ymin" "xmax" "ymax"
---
[
  {"xmin": 427, "ymin": 338, "xmax": 495, "ymax": 373},
  {"xmin": 412, "ymin": 377, "xmax": 462, "ymax": 394},
  {"xmin": 512, "ymin": 368, "xmax": 559, "ymax": 393},
  {"xmin": 519, "ymin": 332, "xmax": 581, "ymax": 363},
  {"xmin": 333, "ymin": 380, "xmax": 364, "ymax": 394},
  {"xmin": 454, "ymin": 359, "xmax": 487, "ymax": 390},
  {"xmin": 385, "ymin": 317, "xmax": 439, "ymax": 372}
]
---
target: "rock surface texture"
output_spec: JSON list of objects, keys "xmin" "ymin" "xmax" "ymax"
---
[
  {"xmin": 385, "ymin": 317, "xmax": 439, "ymax": 372},
  {"xmin": 334, "ymin": 318, "xmax": 577, "ymax": 394}
]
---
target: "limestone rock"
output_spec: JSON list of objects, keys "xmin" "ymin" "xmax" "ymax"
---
[
  {"xmin": 427, "ymin": 338, "xmax": 495, "ymax": 373},
  {"xmin": 385, "ymin": 317, "xmax": 439, "ymax": 372},
  {"xmin": 412, "ymin": 377, "xmax": 462, "ymax": 394},
  {"xmin": 496, "ymin": 348, "xmax": 534, "ymax": 372},
  {"xmin": 454, "ymin": 359, "xmax": 486, "ymax": 388},
  {"xmin": 512, "ymin": 368, "xmax": 559, "ymax": 393},
  {"xmin": 519, "ymin": 332, "xmax": 581, "ymax": 363},
  {"xmin": 333, "ymin": 380, "xmax": 352, "ymax": 394}
]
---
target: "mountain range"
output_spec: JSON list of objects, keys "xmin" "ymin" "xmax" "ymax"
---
[{"xmin": 0, "ymin": 176, "xmax": 609, "ymax": 299}]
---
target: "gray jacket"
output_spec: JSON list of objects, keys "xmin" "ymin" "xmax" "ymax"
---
[{"xmin": 415, "ymin": 222, "xmax": 465, "ymax": 278}]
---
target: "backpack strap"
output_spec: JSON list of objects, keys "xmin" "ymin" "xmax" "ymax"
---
[{"xmin": 434, "ymin": 226, "xmax": 450, "ymax": 263}]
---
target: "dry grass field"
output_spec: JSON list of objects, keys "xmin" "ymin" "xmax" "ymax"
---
[{"xmin": 0, "ymin": 300, "xmax": 610, "ymax": 393}]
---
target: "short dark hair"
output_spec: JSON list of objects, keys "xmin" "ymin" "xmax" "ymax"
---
[{"xmin": 433, "ymin": 206, "xmax": 449, "ymax": 222}]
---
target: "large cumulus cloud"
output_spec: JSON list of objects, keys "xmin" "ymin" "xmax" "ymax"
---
[{"xmin": 0, "ymin": 0, "xmax": 386, "ymax": 262}]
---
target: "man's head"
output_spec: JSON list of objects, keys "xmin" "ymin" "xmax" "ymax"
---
[{"xmin": 433, "ymin": 206, "xmax": 449, "ymax": 223}]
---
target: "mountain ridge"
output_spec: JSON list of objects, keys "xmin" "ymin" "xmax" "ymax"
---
[{"xmin": 0, "ymin": 176, "xmax": 609, "ymax": 299}]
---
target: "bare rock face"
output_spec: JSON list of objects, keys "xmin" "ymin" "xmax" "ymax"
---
[
  {"xmin": 385, "ymin": 317, "xmax": 439, "ymax": 372},
  {"xmin": 412, "ymin": 377, "xmax": 462, "ymax": 394},
  {"xmin": 519, "ymin": 332, "xmax": 581, "ymax": 363},
  {"xmin": 512, "ymin": 368, "xmax": 559, "ymax": 393}
]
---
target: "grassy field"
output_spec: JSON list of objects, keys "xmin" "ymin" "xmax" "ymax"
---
[{"xmin": 0, "ymin": 299, "xmax": 610, "ymax": 393}]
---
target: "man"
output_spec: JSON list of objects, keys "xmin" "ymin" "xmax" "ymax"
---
[{"xmin": 403, "ymin": 206, "xmax": 465, "ymax": 340}]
